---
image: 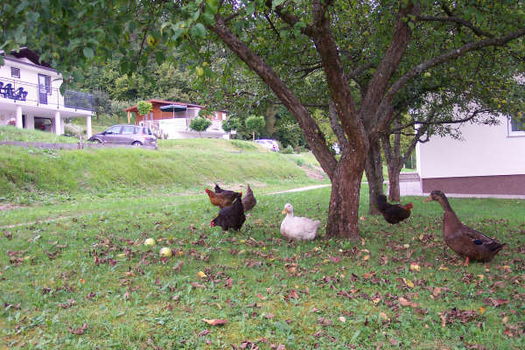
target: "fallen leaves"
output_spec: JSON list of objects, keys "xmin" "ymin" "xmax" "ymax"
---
[
  {"xmin": 58, "ymin": 299, "xmax": 76, "ymax": 309},
  {"xmin": 409, "ymin": 263, "xmax": 421, "ymax": 272},
  {"xmin": 402, "ymin": 278, "xmax": 415, "ymax": 288},
  {"xmin": 285, "ymin": 289, "xmax": 300, "ymax": 301},
  {"xmin": 317, "ymin": 317, "xmax": 333, "ymax": 326},
  {"xmin": 202, "ymin": 319, "xmax": 228, "ymax": 326},
  {"xmin": 398, "ymin": 297, "xmax": 419, "ymax": 308},
  {"xmin": 483, "ymin": 298, "xmax": 509, "ymax": 307},
  {"xmin": 439, "ymin": 308, "xmax": 480, "ymax": 327},
  {"xmin": 68, "ymin": 323, "xmax": 88, "ymax": 335}
]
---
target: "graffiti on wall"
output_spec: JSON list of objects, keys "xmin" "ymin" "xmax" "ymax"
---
[{"xmin": 0, "ymin": 82, "xmax": 28, "ymax": 101}]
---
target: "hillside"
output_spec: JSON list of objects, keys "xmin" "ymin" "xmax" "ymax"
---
[{"xmin": 0, "ymin": 127, "xmax": 326, "ymax": 203}]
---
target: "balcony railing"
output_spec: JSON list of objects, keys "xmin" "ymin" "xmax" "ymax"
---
[
  {"xmin": 63, "ymin": 90, "xmax": 94, "ymax": 111},
  {"xmin": 0, "ymin": 76, "xmax": 94, "ymax": 111}
]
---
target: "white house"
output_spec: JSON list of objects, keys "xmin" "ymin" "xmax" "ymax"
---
[
  {"xmin": 400, "ymin": 114, "xmax": 525, "ymax": 198},
  {"xmin": 0, "ymin": 48, "xmax": 94, "ymax": 136}
]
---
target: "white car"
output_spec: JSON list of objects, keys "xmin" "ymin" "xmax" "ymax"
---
[{"xmin": 255, "ymin": 139, "xmax": 280, "ymax": 152}]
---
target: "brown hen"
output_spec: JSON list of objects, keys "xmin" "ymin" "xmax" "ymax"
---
[{"xmin": 205, "ymin": 188, "xmax": 241, "ymax": 208}]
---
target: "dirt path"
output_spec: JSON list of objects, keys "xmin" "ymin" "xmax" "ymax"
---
[
  {"xmin": 0, "ymin": 184, "xmax": 331, "ymax": 230},
  {"xmin": 267, "ymin": 184, "xmax": 330, "ymax": 195}
]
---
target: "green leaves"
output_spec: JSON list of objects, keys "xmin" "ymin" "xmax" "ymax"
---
[
  {"xmin": 272, "ymin": 0, "xmax": 286, "ymax": 9},
  {"xmin": 83, "ymin": 47, "xmax": 94, "ymax": 59},
  {"xmin": 205, "ymin": 0, "xmax": 220, "ymax": 14},
  {"xmin": 190, "ymin": 23, "xmax": 207, "ymax": 39}
]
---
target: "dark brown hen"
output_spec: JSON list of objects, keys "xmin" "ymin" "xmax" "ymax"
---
[
  {"xmin": 377, "ymin": 194, "xmax": 413, "ymax": 224},
  {"xmin": 210, "ymin": 194, "xmax": 245, "ymax": 231}
]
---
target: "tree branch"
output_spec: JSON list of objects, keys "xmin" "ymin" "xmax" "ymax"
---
[
  {"xmin": 265, "ymin": 0, "xmax": 315, "ymax": 36},
  {"xmin": 263, "ymin": 12, "xmax": 280, "ymax": 39},
  {"xmin": 416, "ymin": 15, "xmax": 494, "ymax": 38},
  {"xmin": 328, "ymin": 99, "xmax": 349, "ymax": 152},
  {"xmin": 208, "ymin": 15, "xmax": 337, "ymax": 177},
  {"xmin": 361, "ymin": 2, "xmax": 419, "ymax": 133},
  {"xmin": 374, "ymin": 28, "xmax": 525, "ymax": 135},
  {"xmin": 308, "ymin": 0, "xmax": 365, "ymax": 146}
]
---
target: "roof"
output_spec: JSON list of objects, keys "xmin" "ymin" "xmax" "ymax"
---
[
  {"xmin": 124, "ymin": 99, "xmax": 204, "ymax": 112},
  {"xmin": 1, "ymin": 47, "xmax": 52, "ymax": 68}
]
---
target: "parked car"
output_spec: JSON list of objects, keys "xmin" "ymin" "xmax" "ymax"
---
[
  {"xmin": 254, "ymin": 139, "xmax": 280, "ymax": 152},
  {"xmin": 88, "ymin": 125, "xmax": 157, "ymax": 146}
]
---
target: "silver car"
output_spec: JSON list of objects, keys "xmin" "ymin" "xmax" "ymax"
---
[
  {"xmin": 88, "ymin": 125, "xmax": 157, "ymax": 146},
  {"xmin": 254, "ymin": 139, "xmax": 280, "ymax": 152}
]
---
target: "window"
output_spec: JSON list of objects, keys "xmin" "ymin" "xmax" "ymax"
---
[
  {"xmin": 11, "ymin": 67, "xmax": 20, "ymax": 78},
  {"xmin": 121, "ymin": 126, "xmax": 135, "ymax": 135},
  {"xmin": 509, "ymin": 115, "xmax": 525, "ymax": 137},
  {"xmin": 105, "ymin": 126, "xmax": 122, "ymax": 134}
]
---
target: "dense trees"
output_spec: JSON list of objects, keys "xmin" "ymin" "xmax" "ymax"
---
[{"xmin": 2, "ymin": 0, "xmax": 523, "ymax": 239}]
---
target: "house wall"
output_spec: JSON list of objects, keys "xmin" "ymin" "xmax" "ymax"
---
[
  {"xmin": 135, "ymin": 105, "xmax": 202, "ymax": 124},
  {"xmin": 0, "ymin": 53, "xmax": 93, "ymax": 136},
  {"xmin": 0, "ymin": 57, "xmax": 64, "ymax": 110},
  {"xmin": 416, "ymin": 115, "xmax": 525, "ymax": 195}
]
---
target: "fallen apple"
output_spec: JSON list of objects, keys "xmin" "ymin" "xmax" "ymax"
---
[
  {"xmin": 159, "ymin": 247, "xmax": 173, "ymax": 257},
  {"xmin": 144, "ymin": 238, "xmax": 156, "ymax": 246}
]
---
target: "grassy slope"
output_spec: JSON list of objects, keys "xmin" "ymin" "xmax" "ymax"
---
[
  {"xmin": 0, "ymin": 126, "xmax": 78, "ymax": 143},
  {"xmin": 1, "ymin": 187, "xmax": 524, "ymax": 349},
  {"xmin": 0, "ymin": 128, "xmax": 325, "ymax": 203}
]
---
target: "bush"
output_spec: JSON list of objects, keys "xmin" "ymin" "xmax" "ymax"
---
[
  {"xmin": 137, "ymin": 101, "xmax": 153, "ymax": 116},
  {"xmin": 280, "ymin": 145, "xmax": 294, "ymax": 154},
  {"xmin": 189, "ymin": 117, "xmax": 212, "ymax": 132}
]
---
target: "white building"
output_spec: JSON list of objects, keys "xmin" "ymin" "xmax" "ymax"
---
[
  {"xmin": 0, "ymin": 48, "xmax": 94, "ymax": 136},
  {"xmin": 400, "ymin": 114, "xmax": 525, "ymax": 198}
]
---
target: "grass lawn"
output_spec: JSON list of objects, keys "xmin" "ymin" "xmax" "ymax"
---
[
  {"xmin": 1, "ymin": 186, "xmax": 524, "ymax": 349},
  {"xmin": 0, "ymin": 135, "xmax": 327, "ymax": 205}
]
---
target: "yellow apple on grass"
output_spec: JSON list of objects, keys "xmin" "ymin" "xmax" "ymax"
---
[
  {"xmin": 159, "ymin": 247, "xmax": 173, "ymax": 258},
  {"xmin": 144, "ymin": 238, "xmax": 156, "ymax": 246}
]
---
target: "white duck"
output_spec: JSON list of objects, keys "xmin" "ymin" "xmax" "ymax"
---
[{"xmin": 280, "ymin": 203, "xmax": 320, "ymax": 240}]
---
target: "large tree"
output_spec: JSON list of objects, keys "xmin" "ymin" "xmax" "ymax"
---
[{"xmin": 2, "ymin": 0, "xmax": 523, "ymax": 239}]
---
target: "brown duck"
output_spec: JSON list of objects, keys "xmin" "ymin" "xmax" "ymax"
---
[{"xmin": 425, "ymin": 190, "xmax": 505, "ymax": 265}]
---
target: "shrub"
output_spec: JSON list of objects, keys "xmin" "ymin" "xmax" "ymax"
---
[
  {"xmin": 280, "ymin": 145, "xmax": 294, "ymax": 154},
  {"xmin": 189, "ymin": 117, "xmax": 212, "ymax": 132},
  {"xmin": 137, "ymin": 101, "xmax": 153, "ymax": 116}
]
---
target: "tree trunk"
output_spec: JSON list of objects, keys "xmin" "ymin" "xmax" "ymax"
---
[
  {"xmin": 364, "ymin": 138, "xmax": 383, "ymax": 215},
  {"xmin": 264, "ymin": 104, "xmax": 278, "ymax": 135},
  {"xmin": 387, "ymin": 163, "xmax": 402, "ymax": 201},
  {"xmin": 382, "ymin": 127, "xmax": 405, "ymax": 202},
  {"xmin": 326, "ymin": 154, "xmax": 366, "ymax": 240}
]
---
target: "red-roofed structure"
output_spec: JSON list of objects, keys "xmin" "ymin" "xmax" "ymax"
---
[{"xmin": 124, "ymin": 99, "xmax": 229, "ymax": 139}]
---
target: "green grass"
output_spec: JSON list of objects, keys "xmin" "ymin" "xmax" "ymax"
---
[
  {"xmin": 0, "ymin": 126, "xmax": 78, "ymax": 143},
  {"xmin": 1, "ymin": 186, "xmax": 524, "ymax": 349},
  {"xmin": 0, "ymin": 132, "xmax": 327, "ymax": 204}
]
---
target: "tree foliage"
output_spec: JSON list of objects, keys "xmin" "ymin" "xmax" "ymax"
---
[
  {"xmin": 136, "ymin": 101, "xmax": 153, "ymax": 116},
  {"xmin": 245, "ymin": 115, "xmax": 265, "ymax": 140}
]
